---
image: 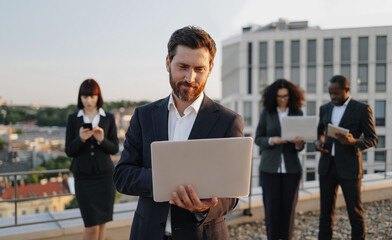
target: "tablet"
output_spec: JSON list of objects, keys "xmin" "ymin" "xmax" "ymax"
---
[
  {"xmin": 150, "ymin": 137, "xmax": 253, "ymax": 202},
  {"xmin": 327, "ymin": 123, "xmax": 349, "ymax": 138},
  {"xmin": 281, "ymin": 116, "xmax": 318, "ymax": 141}
]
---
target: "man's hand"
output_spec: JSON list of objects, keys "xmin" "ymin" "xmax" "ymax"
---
[
  {"xmin": 336, "ymin": 132, "xmax": 357, "ymax": 146},
  {"xmin": 169, "ymin": 185, "xmax": 218, "ymax": 212},
  {"xmin": 315, "ymin": 140, "xmax": 329, "ymax": 153},
  {"xmin": 270, "ymin": 137, "xmax": 288, "ymax": 145},
  {"xmin": 79, "ymin": 127, "xmax": 93, "ymax": 142}
]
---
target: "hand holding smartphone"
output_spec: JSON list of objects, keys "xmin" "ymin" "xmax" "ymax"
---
[{"xmin": 82, "ymin": 123, "xmax": 93, "ymax": 130}]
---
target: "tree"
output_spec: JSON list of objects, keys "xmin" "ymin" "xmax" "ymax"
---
[
  {"xmin": 65, "ymin": 197, "xmax": 79, "ymax": 209},
  {"xmin": 0, "ymin": 138, "xmax": 4, "ymax": 150},
  {"xmin": 25, "ymin": 166, "xmax": 47, "ymax": 184}
]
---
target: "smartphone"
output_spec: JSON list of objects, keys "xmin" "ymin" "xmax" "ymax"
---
[{"xmin": 82, "ymin": 123, "xmax": 93, "ymax": 130}]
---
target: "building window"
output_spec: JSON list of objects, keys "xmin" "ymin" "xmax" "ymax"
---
[
  {"xmin": 307, "ymin": 142, "xmax": 316, "ymax": 160},
  {"xmin": 248, "ymin": 42, "xmax": 252, "ymax": 94},
  {"xmin": 375, "ymin": 136, "xmax": 386, "ymax": 162},
  {"xmin": 306, "ymin": 101, "xmax": 316, "ymax": 116},
  {"xmin": 290, "ymin": 40, "xmax": 300, "ymax": 86},
  {"xmin": 358, "ymin": 37, "xmax": 368, "ymax": 92},
  {"xmin": 362, "ymin": 152, "xmax": 368, "ymax": 162},
  {"xmin": 306, "ymin": 168, "xmax": 316, "ymax": 181},
  {"xmin": 307, "ymin": 40, "xmax": 317, "ymax": 93},
  {"xmin": 35, "ymin": 208, "xmax": 39, "ymax": 213},
  {"xmin": 275, "ymin": 41, "xmax": 284, "ymax": 80},
  {"xmin": 259, "ymin": 42, "xmax": 268, "ymax": 92},
  {"xmin": 323, "ymin": 39, "xmax": 334, "ymax": 92},
  {"xmin": 243, "ymin": 101, "xmax": 252, "ymax": 126},
  {"xmin": 340, "ymin": 38, "xmax": 351, "ymax": 80},
  {"xmin": 375, "ymin": 100, "xmax": 386, "ymax": 126},
  {"xmin": 376, "ymin": 36, "xmax": 387, "ymax": 92}
]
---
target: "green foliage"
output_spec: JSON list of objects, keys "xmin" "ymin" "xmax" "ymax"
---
[
  {"xmin": 25, "ymin": 166, "xmax": 47, "ymax": 184},
  {"xmin": 0, "ymin": 100, "xmax": 149, "ymax": 127},
  {"xmin": 0, "ymin": 105, "xmax": 36, "ymax": 124},
  {"xmin": 25, "ymin": 156, "xmax": 72, "ymax": 184},
  {"xmin": 0, "ymin": 138, "xmax": 4, "ymax": 150},
  {"xmin": 41, "ymin": 155, "xmax": 72, "ymax": 170},
  {"xmin": 15, "ymin": 129, "xmax": 23, "ymax": 134},
  {"xmin": 36, "ymin": 105, "xmax": 76, "ymax": 126},
  {"xmin": 114, "ymin": 191, "xmax": 122, "ymax": 203},
  {"xmin": 65, "ymin": 197, "xmax": 79, "ymax": 209}
]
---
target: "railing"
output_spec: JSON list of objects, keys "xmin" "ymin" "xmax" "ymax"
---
[{"xmin": 0, "ymin": 148, "xmax": 391, "ymax": 229}]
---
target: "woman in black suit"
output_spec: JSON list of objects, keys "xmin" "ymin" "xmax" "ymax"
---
[
  {"xmin": 65, "ymin": 79, "xmax": 119, "ymax": 240},
  {"xmin": 255, "ymin": 79, "xmax": 305, "ymax": 240}
]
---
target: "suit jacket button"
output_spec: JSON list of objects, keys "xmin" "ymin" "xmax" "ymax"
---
[
  {"xmin": 90, "ymin": 152, "xmax": 94, "ymax": 156},
  {"xmin": 90, "ymin": 145, "xmax": 94, "ymax": 149}
]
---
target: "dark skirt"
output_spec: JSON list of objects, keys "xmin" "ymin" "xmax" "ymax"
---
[{"xmin": 75, "ymin": 176, "xmax": 115, "ymax": 227}]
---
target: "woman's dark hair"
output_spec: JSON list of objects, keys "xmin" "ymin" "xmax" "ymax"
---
[
  {"xmin": 77, "ymin": 79, "xmax": 104, "ymax": 109},
  {"xmin": 261, "ymin": 78, "xmax": 305, "ymax": 112},
  {"xmin": 167, "ymin": 26, "xmax": 216, "ymax": 65}
]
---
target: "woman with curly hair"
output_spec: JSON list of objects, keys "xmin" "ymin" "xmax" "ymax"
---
[{"xmin": 255, "ymin": 78, "xmax": 305, "ymax": 240}]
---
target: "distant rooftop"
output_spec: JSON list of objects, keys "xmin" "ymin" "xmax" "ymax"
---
[
  {"xmin": 242, "ymin": 18, "xmax": 320, "ymax": 33},
  {"xmin": 1, "ymin": 180, "xmax": 70, "ymax": 200}
]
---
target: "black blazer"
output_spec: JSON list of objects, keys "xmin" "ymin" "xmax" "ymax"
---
[
  {"xmin": 65, "ymin": 111, "xmax": 119, "ymax": 179},
  {"xmin": 317, "ymin": 99, "xmax": 378, "ymax": 179},
  {"xmin": 255, "ymin": 108, "xmax": 304, "ymax": 174},
  {"xmin": 113, "ymin": 95, "xmax": 244, "ymax": 240}
]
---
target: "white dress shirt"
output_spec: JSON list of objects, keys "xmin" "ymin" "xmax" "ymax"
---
[
  {"xmin": 331, "ymin": 97, "xmax": 351, "ymax": 156},
  {"xmin": 77, "ymin": 108, "xmax": 106, "ymax": 127},
  {"xmin": 269, "ymin": 107, "xmax": 289, "ymax": 173},
  {"xmin": 165, "ymin": 92, "xmax": 204, "ymax": 234}
]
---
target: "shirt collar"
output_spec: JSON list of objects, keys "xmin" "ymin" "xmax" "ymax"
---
[
  {"xmin": 168, "ymin": 92, "xmax": 204, "ymax": 115},
  {"xmin": 276, "ymin": 107, "xmax": 289, "ymax": 114},
  {"xmin": 334, "ymin": 96, "xmax": 351, "ymax": 108},
  {"xmin": 77, "ymin": 108, "xmax": 106, "ymax": 117},
  {"xmin": 343, "ymin": 96, "xmax": 351, "ymax": 107}
]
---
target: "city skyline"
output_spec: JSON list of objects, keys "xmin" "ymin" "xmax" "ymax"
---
[{"xmin": 1, "ymin": 0, "xmax": 392, "ymax": 107}]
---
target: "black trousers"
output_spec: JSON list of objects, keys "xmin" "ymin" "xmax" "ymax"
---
[
  {"xmin": 260, "ymin": 171, "xmax": 302, "ymax": 240},
  {"xmin": 318, "ymin": 158, "xmax": 365, "ymax": 240}
]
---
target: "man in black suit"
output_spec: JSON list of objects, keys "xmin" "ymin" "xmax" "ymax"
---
[
  {"xmin": 113, "ymin": 26, "xmax": 244, "ymax": 240},
  {"xmin": 316, "ymin": 75, "xmax": 378, "ymax": 240}
]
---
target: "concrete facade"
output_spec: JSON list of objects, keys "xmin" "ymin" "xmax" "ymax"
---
[{"xmin": 221, "ymin": 19, "xmax": 392, "ymax": 180}]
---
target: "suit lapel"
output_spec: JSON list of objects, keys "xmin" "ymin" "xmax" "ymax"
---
[
  {"xmin": 98, "ymin": 114, "xmax": 107, "ymax": 129},
  {"xmin": 152, "ymin": 97, "xmax": 169, "ymax": 141},
  {"xmin": 188, "ymin": 95, "xmax": 218, "ymax": 140},
  {"xmin": 339, "ymin": 100, "xmax": 355, "ymax": 127},
  {"xmin": 272, "ymin": 110, "xmax": 281, "ymax": 136},
  {"xmin": 326, "ymin": 103, "xmax": 334, "ymax": 123}
]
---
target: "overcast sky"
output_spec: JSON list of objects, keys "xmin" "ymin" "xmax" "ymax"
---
[{"xmin": 1, "ymin": 0, "xmax": 391, "ymax": 107}]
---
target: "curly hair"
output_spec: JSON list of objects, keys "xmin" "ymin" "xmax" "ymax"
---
[{"xmin": 261, "ymin": 78, "xmax": 305, "ymax": 112}]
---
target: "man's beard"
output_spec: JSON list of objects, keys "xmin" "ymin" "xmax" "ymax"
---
[{"xmin": 169, "ymin": 71, "xmax": 206, "ymax": 102}]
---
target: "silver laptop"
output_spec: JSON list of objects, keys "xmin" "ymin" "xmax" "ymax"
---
[
  {"xmin": 151, "ymin": 137, "xmax": 253, "ymax": 202},
  {"xmin": 281, "ymin": 116, "xmax": 318, "ymax": 142}
]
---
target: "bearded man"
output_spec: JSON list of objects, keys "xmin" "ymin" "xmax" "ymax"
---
[{"xmin": 113, "ymin": 26, "xmax": 244, "ymax": 240}]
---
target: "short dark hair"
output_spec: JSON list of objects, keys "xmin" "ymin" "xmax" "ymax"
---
[
  {"xmin": 329, "ymin": 75, "xmax": 350, "ymax": 90},
  {"xmin": 167, "ymin": 26, "xmax": 216, "ymax": 65},
  {"xmin": 261, "ymin": 78, "xmax": 305, "ymax": 112},
  {"xmin": 77, "ymin": 79, "xmax": 104, "ymax": 109}
]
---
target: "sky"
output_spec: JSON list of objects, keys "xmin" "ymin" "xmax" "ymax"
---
[{"xmin": 1, "ymin": 0, "xmax": 392, "ymax": 107}]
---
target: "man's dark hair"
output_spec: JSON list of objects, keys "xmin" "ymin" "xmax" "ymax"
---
[
  {"xmin": 167, "ymin": 26, "xmax": 216, "ymax": 65},
  {"xmin": 77, "ymin": 79, "xmax": 104, "ymax": 109},
  {"xmin": 262, "ymin": 78, "xmax": 305, "ymax": 112},
  {"xmin": 329, "ymin": 75, "xmax": 350, "ymax": 90}
]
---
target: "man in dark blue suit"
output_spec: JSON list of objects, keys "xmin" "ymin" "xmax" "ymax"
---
[
  {"xmin": 113, "ymin": 26, "xmax": 244, "ymax": 240},
  {"xmin": 316, "ymin": 75, "xmax": 378, "ymax": 240}
]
